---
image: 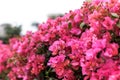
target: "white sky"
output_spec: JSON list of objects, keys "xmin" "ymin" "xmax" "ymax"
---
[{"xmin": 0, "ymin": 0, "xmax": 85, "ymax": 35}]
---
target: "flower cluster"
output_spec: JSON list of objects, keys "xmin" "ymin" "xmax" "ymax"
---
[
  {"xmin": 0, "ymin": 0, "xmax": 120, "ymax": 80},
  {"xmin": 0, "ymin": 41, "xmax": 12, "ymax": 79}
]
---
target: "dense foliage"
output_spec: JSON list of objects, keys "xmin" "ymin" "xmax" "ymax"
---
[
  {"xmin": 0, "ymin": 23, "xmax": 21, "ymax": 44},
  {"xmin": 0, "ymin": 0, "xmax": 120, "ymax": 80}
]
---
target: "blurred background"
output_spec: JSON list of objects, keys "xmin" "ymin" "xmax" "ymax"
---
[{"xmin": 0, "ymin": 0, "xmax": 85, "ymax": 43}]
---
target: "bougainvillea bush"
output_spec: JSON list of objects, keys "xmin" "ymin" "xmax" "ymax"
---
[{"xmin": 0, "ymin": 0, "xmax": 120, "ymax": 80}]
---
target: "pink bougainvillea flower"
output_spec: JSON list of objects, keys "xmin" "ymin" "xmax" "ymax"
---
[
  {"xmin": 104, "ymin": 43, "xmax": 119, "ymax": 57},
  {"xmin": 102, "ymin": 17, "xmax": 115, "ymax": 30}
]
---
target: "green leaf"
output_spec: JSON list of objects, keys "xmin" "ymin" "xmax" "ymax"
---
[
  {"xmin": 80, "ymin": 22, "xmax": 85, "ymax": 29},
  {"xmin": 117, "ymin": 21, "xmax": 120, "ymax": 28},
  {"xmin": 86, "ymin": 0, "xmax": 92, "ymax": 3},
  {"xmin": 111, "ymin": 13, "xmax": 119, "ymax": 18},
  {"xmin": 68, "ymin": 22, "xmax": 72, "ymax": 29},
  {"xmin": 49, "ymin": 78, "xmax": 53, "ymax": 80}
]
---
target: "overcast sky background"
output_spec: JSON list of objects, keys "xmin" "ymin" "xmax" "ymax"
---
[{"xmin": 0, "ymin": 0, "xmax": 85, "ymax": 34}]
